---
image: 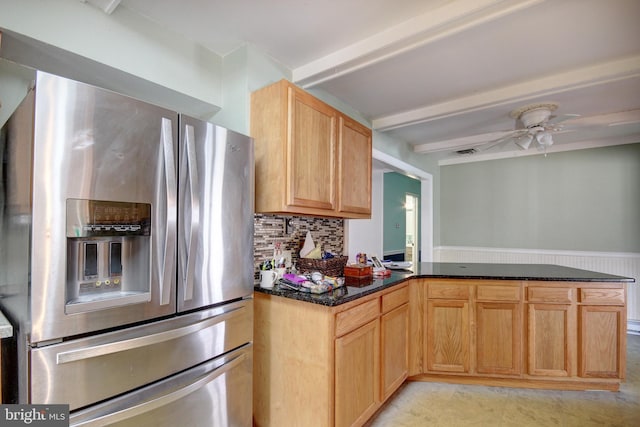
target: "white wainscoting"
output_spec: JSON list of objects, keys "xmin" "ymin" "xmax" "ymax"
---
[{"xmin": 434, "ymin": 246, "xmax": 640, "ymax": 333}]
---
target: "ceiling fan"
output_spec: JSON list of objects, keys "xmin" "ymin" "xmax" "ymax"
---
[
  {"xmin": 414, "ymin": 107, "xmax": 640, "ymax": 156},
  {"xmin": 479, "ymin": 102, "xmax": 576, "ymax": 153}
]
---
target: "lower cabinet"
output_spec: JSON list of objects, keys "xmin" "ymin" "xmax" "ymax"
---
[
  {"xmin": 424, "ymin": 281, "xmax": 471, "ymax": 374},
  {"xmin": 526, "ymin": 286, "xmax": 576, "ymax": 377},
  {"xmin": 254, "ymin": 279, "xmax": 627, "ymax": 426},
  {"xmin": 525, "ymin": 285, "xmax": 627, "ymax": 381},
  {"xmin": 425, "ymin": 299, "xmax": 470, "ymax": 373},
  {"xmin": 380, "ymin": 289, "xmax": 409, "ymax": 400},
  {"xmin": 527, "ymin": 302, "xmax": 576, "ymax": 377},
  {"xmin": 424, "ymin": 281, "xmax": 521, "ymax": 376},
  {"xmin": 579, "ymin": 304, "xmax": 626, "ymax": 378},
  {"xmin": 254, "ymin": 284, "xmax": 409, "ymax": 427},
  {"xmin": 335, "ymin": 319, "xmax": 379, "ymax": 427},
  {"xmin": 476, "ymin": 301, "xmax": 521, "ymax": 375},
  {"xmin": 336, "ymin": 285, "xmax": 409, "ymax": 426},
  {"xmin": 421, "ymin": 280, "xmax": 626, "ymax": 389}
]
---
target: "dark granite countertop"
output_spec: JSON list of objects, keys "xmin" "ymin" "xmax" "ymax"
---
[{"xmin": 253, "ymin": 262, "xmax": 634, "ymax": 307}]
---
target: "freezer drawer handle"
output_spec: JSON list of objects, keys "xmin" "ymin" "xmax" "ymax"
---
[
  {"xmin": 158, "ymin": 117, "xmax": 177, "ymax": 306},
  {"xmin": 56, "ymin": 306, "xmax": 245, "ymax": 364},
  {"xmin": 71, "ymin": 352, "xmax": 248, "ymax": 426}
]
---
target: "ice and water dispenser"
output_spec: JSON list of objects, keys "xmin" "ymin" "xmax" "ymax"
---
[{"xmin": 65, "ymin": 199, "xmax": 152, "ymax": 313}]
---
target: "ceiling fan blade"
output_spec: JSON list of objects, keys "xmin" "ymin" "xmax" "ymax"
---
[
  {"xmin": 547, "ymin": 113, "xmax": 581, "ymax": 125},
  {"xmin": 560, "ymin": 109, "xmax": 640, "ymax": 128},
  {"xmin": 414, "ymin": 129, "xmax": 516, "ymax": 154},
  {"xmin": 476, "ymin": 129, "xmax": 528, "ymax": 151}
]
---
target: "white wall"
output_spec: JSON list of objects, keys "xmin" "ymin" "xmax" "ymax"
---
[
  {"xmin": 0, "ymin": 0, "xmax": 223, "ymax": 116},
  {"xmin": 347, "ymin": 151, "xmax": 434, "ymax": 265},
  {"xmin": 345, "ymin": 170, "xmax": 384, "ymax": 263}
]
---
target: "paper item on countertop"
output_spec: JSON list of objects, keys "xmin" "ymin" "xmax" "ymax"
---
[
  {"xmin": 305, "ymin": 244, "xmax": 322, "ymax": 259},
  {"xmin": 300, "ymin": 231, "xmax": 315, "ymax": 257}
]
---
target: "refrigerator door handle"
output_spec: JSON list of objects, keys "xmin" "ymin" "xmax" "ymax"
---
[
  {"xmin": 56, "ymin": 305, "xmax": 245, "ymax": 364},
  {"xmin": 71, "ymin": 352, "xmax": 248, "ymax": 427},
  {"xmin": 159, "ymin": 117, "xmax": 177, "ymax": 306},
  {"xmin": 179, "ymin": 124, "xmax": 200, "ymax": 301}
]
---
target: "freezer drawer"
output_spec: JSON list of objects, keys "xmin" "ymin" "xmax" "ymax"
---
[
  {"xmin": 69, "ymin": 344, "xmax": 252, "ymax": 427},
  {"xmin": 30, "ymin": 299, "xmax": 252, "ymax": 410}
]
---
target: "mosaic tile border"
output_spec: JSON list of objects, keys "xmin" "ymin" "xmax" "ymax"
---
[{"xmin": 253, "ymin": 214, "xmax": 344, "ymax": 278}]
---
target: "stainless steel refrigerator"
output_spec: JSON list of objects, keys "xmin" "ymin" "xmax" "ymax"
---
[{"xmin": 0, "ymin": 68, "xmax": 254, "ymax": 426}]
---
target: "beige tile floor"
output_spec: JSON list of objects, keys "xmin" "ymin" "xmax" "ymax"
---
[{"xmin": 367, "ymin": 334, "xmax": 640, "ymax": 427}]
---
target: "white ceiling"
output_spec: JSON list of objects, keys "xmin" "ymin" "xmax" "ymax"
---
[{"xmin": 118, "ymin": 0, "xmax": 640, "ymax": 165}]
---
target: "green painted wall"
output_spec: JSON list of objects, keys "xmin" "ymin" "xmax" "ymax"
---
[
  {"xmin": 440, "ymin": 144, "xmax": 640, "ymax": 252},
  {"xmin": 383, "ymin": 172, "xmax": 421, "ymax": 256}
]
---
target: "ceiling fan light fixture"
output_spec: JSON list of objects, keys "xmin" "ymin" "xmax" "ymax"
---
[
  {"xmin": 536, "ymin": 131, "xmax": 554, "ymax": 147},
  {"xmin": 515, "ymin": 135, "xmax": 533, "ymax": 150},
  {"xmin": 510, "ymin": 103, "xmax": 558, "ymax": 128}
]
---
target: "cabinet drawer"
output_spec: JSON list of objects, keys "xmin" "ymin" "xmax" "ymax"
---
[
  {"xmin": 335, "ymin": 299, "xmax": 379, "ymax": 337},
  {"xmin": 527, "ymin": 287, "xmax": 574, "ymax": 303},
  {"xmin": 580, "ymin": 288, "xmax": 625, "ymax": 305},
  {"xmin": 477, "ymin": 285, "xmax": 521, "ymax": 302},
  {"xmin": 427, "ymin": 284, "xmax": 469, "ymax": 300},
  {"xmin": 382, "ymin": 286, "xmax": 409, "ymax": 313}
]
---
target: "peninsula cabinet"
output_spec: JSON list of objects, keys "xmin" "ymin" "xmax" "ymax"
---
[
  {"xmin": 251, "ymin": 79, "xmax": 372, "ymax": 219},
  {"xmin": 578, "ymin": 287, "xmax": 626, "ymax": 379},
  {"xmin": 416, "ymin": 279, "xmax": 626, "ymax": 391},
  {"xmin": 254, "ymin": 267, "xmax": 630, "ymax": 425},
  {"xmin": 423, "ymin": 280, "xmax": 521, "ymax": 377},
  {"xmin": 253, "ymin": 284, "xmax": 408, "ymax": 427},
  {"xmin": 475, "ymin": 284, "xmax": 522, "ymax": 376},
  {"xmin": 526, "ymin": 286, "xmax": 577, "ymax": 377},
  {"xmin": 334, "ymin": 299, "xmax": 380, "ymax": 427},
  {"xmin": 526, "ymin": 283, "xmax": 626, "ymax": 381},
  {"xmin": 380, "ymin": 286, "xmax": 409, "ymax": 400},
  {"xmin": 424, "ymin": 282, "xmax": 471, "ymax": 373}
]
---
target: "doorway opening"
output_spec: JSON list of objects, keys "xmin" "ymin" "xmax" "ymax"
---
[{"xmin": 405, "ymin": 193, "xmax": 419, "ymax": 270}]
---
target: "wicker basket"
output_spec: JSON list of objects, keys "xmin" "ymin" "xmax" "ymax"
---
[{"xmin": 296, "ymin": 256, "xmax": 348, "ymax": 277}]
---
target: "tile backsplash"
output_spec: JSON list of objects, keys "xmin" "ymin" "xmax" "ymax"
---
[{"xmin": 253, "ymin": 214, "xmax": 344, "ymax": 278}]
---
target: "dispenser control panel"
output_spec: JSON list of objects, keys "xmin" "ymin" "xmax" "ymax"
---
[
  {"xmin": 66, "ymin": 199, "xmax": 151, "ymax": 238},
  {"xmin": 65, "ymin": 199, "xmax": 152, "ymax": 310}
]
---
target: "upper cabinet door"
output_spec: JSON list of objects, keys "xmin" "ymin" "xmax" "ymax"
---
[
  {"xmin": 288, "ymin": 87, "xmax": 337, "ymax": 210},
  {"xmin": 338, "ymin": 115, "xmax": 372, "ymax": 216},
  {"xmin": 251, "ymin": 79, "xmax": 372, "ymax": 219}
]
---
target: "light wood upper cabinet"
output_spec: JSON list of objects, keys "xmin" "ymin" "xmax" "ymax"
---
[
  {"xmin": 337, "ymin": 115, "xmax": 372, "ymax": 215},
  {"xmin": 251, "ymin": 79, "xmax": 371, "ymax": 218},
  {"xmin": 288, "ymin": 89, "xmax": 336, "ymax": 210}
]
